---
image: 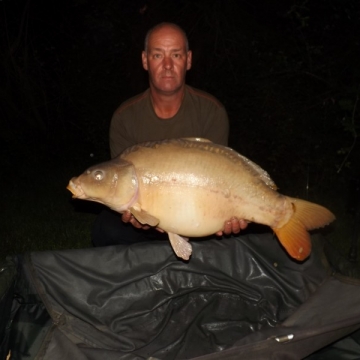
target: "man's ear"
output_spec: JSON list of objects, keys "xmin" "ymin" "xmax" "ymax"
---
[
  {"xmin": 142, "ymin": 51, "xmax": 148, "ymax": 70},
  {"xmin": 186, "ymin": 50, "xmax": 192, "ymax": 70}
]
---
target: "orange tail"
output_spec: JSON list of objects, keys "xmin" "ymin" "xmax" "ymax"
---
[{"xmin": 272, "ymin": 197, "xmax": 336, "ymax": 261}]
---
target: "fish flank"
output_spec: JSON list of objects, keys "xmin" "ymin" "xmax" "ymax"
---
[{"xmin": 121, "ymin": 138, "xmax": 277, "ymax": 190}]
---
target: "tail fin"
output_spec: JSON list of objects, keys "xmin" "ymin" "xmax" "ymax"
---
[{"xmin": 273, "ymin": 197, "xmax": 335, "ymax": 261}]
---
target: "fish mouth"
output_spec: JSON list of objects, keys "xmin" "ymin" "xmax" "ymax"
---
[{"xmin": 67, "ymin": 178, "xmax": 85, "ymax": 198}]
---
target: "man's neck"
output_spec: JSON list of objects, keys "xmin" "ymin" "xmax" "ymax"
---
[{"xmin": 150, "ymin": 86, "xmax": 186, "ymax": 119}]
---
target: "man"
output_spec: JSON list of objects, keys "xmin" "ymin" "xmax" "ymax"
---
[{"xmin": 92, "ymin": 22, "xmax": 247, "ymax": 247}]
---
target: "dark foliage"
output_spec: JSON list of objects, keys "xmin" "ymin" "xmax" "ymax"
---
[{"xmin": 1, "ymin": 0, "xmax": 359, "ymax": 257}]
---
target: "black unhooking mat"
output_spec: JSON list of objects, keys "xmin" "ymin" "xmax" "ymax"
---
[{"xmin": 2, "ymin": 233, "xmax": 360, "ymax": 360}]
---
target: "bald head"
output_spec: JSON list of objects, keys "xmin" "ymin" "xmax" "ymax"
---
[
  {"xmin": 141, "ymin": 22, "xmax": 192, "ymax": 96},
  {"xmin": 144, "ymin": 22, "xmax": 189, "ymax": 52}
]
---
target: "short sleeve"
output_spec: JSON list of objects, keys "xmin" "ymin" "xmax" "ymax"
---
[
  {"xmin": 109, "ymin": 111, "xmax": 133, "ymax": 158},
  {"xmin": 203, "ymin": 103, "xmax": 229, "ymax": 146}
]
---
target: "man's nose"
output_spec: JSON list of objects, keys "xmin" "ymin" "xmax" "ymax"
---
[{"xmin": 163, "ymin": 56, "xmax": 173, "ymax": 69}]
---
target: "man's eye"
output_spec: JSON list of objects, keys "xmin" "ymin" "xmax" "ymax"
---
[
  {"xmin": 153, "ymin": 54, "xmax": 162, "ymax": 59},
  {"xmin": 173, "ymin": 54, "xmax": 180, "ymax": 58}
]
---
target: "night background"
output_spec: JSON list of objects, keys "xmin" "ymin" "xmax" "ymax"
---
[{"xmin": 1, "ymin": 0, "xmax": 359, "ymax": 260}]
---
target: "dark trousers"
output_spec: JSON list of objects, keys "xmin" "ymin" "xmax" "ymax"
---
[{"xmin": 91, "ymin": 208, "xmax": 168, "ymax": 247}]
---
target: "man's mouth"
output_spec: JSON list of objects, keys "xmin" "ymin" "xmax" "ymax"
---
[{"xmin": 161, "ymin": 72, "xmax": 175, "ymax": 78}]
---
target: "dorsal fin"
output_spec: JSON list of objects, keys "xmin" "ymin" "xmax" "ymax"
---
[
  {"xmin": 237, "ymin": 154, "xmax": 278, "ymax": 190},
  {"xmin": 181, "ymin": 137, "xmax": 212, "ymax": 143}
]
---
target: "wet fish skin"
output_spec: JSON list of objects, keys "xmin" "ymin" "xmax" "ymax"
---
[{"xmin": 67, "ymin": 138, "xmax": 335, "ymax": 261}]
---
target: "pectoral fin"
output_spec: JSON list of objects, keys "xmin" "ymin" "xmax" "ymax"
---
[
  {"xmin": 129, "ymin": 206, "xmax": 160, "ymax": 227},
  {"xmin": 168, "ymin": 232, "xmax": 192, "ymax": 260}
]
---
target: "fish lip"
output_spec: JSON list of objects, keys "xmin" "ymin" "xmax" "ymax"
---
[{"xmin": 67, "ymin": 179, "xmax": 85, "ymax": 198}]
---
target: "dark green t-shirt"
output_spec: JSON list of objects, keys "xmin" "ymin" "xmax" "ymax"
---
[{"xmin": 109, "ymin": 85, "xmax": 229, "ymax": 158}]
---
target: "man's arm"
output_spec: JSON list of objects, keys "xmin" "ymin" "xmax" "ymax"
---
[
  {"xmin": 202, "ymin": 102, "xmax": 229, "ymax": 146},
  {"xmin": 109, "ymin": 111, "xmax": 134, "ymax": 158},
  {"xmin": 204, "ymin": 106, "xmax": 229, "ymax": 146}
]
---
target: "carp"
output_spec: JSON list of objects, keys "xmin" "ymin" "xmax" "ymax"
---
[{"xmin": 67, "ymin": 138, "xmax": 335, "ymax": 261}]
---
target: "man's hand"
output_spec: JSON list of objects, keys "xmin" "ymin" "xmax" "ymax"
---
[
  {"xmin": 122, "ymin": 210, "xmax": 150, "ymax": 229},
  {"xmin": 121, "ymin": 210, "xmax": 164, "ymax": 232},
  {"xmin": 216, "ymin": 217, "xmax": 248, "ymax": 236}
]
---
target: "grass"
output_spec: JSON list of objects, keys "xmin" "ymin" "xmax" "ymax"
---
[{"xmin": 0, "ymin": 146, "xmax": 102, "ymax": 260}]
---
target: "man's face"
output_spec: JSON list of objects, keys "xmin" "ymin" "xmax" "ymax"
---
[{"xmin": 142, "ymin": 25, "xmax": 192, "ymax": 95}]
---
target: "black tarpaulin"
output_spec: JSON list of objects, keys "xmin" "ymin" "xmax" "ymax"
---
[{"xmin": 3, "ymin": 233, "xmax": 360, "ymax": 359}]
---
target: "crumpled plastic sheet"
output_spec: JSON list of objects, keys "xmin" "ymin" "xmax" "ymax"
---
[{"xmin": 20, "ymin": 232, "xmax": 329, "ymax": 359}]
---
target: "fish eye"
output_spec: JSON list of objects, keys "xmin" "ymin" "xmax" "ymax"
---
[{"xmin": 93, "ymin": 170, "xmax": 104, "ymax": 181}]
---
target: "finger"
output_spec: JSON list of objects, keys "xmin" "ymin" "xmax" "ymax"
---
[
  {"xmin": 230, "ymin": 217, "xmax": 241, "ymax": 234},
  {"xmin": 222, "ymin": 220, "xmax": 233, "ymax": 236},
  {"xmin": 130, "ymin": 217, "xmax": 143, "ymax": 229},
  {"xmin": 239, "ymin": 219, "xmax": 249, "ymax": 230},
  {"xmin": 130, "ymin": 217, "xmax": 151, "ymax": 230},
  {"xmin": 121, "ymin": 210, "xmax": 132, "ymax": 223}
]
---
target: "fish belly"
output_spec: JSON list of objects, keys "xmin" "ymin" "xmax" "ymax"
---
[
  {"xmin": 138, "ymin": 184, "xmax": 234, "ymax": 236},
  {"xmin": 136, "ymin": 179, "xmax": 288, "ymax": 237}
]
